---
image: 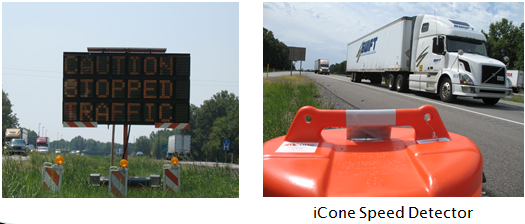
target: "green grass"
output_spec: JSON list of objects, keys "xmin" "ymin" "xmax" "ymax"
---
[
  {"xmin": 500, "ymin": 93, "xmax": 524, "ymax": 103},
  {"xmin": 263, "ymin": 76, "xmax": 330, "ymax": 142},
  {"xmin": 263, "ymin": 67, "xmax": 287, "ymax": 73},
  {"xmin": 2, "ymin": 153, "xmax": 238, "ymax": 198}
]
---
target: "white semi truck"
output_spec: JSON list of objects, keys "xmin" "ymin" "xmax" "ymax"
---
[
  {"xmin": 166, "ymin": 135, "xmax": 191, "ymax": 160},
  {"xmin": 314, "ymin": 59, "xmax": 330, "ymax": 75},
  {"xmin": 346, "ymin": 15, "xmax": 512, "ymax": 105},
  {"xmin": 506, "ymin": 70, "xmax": 524, "ymax": 93}
]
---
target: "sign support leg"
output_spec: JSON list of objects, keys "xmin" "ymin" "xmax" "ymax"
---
[
  {"xmin": 111, "ymin": 124, "xmax": 115, "ymax": 166},
  {"xmin": 300, "ymin": 61, "xmax": 302, "ymax": 76},
  {"xmin": 123, "ymin": 125, "xmax": 128, "ymax": 160}
]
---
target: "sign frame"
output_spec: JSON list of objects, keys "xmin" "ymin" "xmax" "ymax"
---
[
  {"xmin": 288, "ymin": 47, "xmax": 306, "ymax": 61},
  {"xmin": 62, "ymin": 50, "xmax": 191, "ymax": 126}
]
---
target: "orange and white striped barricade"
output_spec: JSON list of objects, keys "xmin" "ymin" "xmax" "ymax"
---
[
  {"xmin": 41, "ymin": 162, "xmax": 64, "ymax": 193},
  {"xmin": 108, "ymin": 166, "xmax": 128, "ymax": 197},
  {"xmin": 163, "ymin": 164, "xmax": 180, "ymax": 192}
]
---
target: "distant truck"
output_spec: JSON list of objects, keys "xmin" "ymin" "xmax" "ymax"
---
[
  {"xmin": 314, "ymin": 59, "xmax": 330, "ymax": 75},
  {"xmin": 346, "ymin": 15, "xmax": 512, "ymax": 105},
  {"xmin": 506, "ymin": 70, "xmax": 524, "ymax": 93},
  {"xmin": 166, "ymin": 135, "xmax": 191, "ymax": 160},
  {"xmin": 36, "ymin": 137, "xmax": 50, "ymax": 150},
  {"xmin": 4, "ymin": 128, "xmax": 28, "ymax": 154}
]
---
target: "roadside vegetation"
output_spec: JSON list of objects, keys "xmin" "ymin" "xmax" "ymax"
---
[
  {"xmin": 263, "ymin": 27, "xmax": 294, "ymax": 72},
  {"xmin": 501, "ymin": 91, "xmax": 524, "ymax": 103},
  {"xmin": 263, "ymin": 75, "xmax": 331, "ymax": 142},
  {"xmin": 2, "ymin": 153, "xmax": 238, "ymax": 198},
  {"xmin": 2, "ymin": 89, "xmax": 239, "ymax": 164}
]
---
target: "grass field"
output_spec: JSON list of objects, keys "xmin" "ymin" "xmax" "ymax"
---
[
  {"xmin": 2, "ymin": 153, "xmax": 238, "ymax": 198},
  {"xmin": 501, "ymin": 93, "xmax": 524, "ymax": 103},
  {"xmin": 263, "ymin": 75, "xmax": 331, "ymax": 142}
]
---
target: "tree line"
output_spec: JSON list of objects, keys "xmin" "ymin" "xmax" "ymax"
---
[
  {"xmin": 135, "ymin": 90, "xmax": 239, "ymax": 162},
  {"xmin": 263, "ymin": 27, "xmax": 295, "ymax": 71},
  {"xmin": 329, "ymin": 61, "xmax": 347, "ymax": 74},
  {"xmin": 3, "ymin": 89, "xmax": 239, "ymax": 163},
  {"xmin": 482, "ymin": 18, "xmax": 524, "ymax": 70}
]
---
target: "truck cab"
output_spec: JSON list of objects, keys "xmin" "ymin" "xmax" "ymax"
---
[
  {"xmin": 315, "ymin": 59, "xmax": 330, "ymax": 75},
  {"xmin": 409, "ymin": 15, "xmax": 511, "ymax": 104},
  {"xmin": 8, "ymin": 139, "xmax": 28, "ymax": 155},
  {"xmin": 36, "ymin": 137, "xmax": 49, "ymax": 150}
]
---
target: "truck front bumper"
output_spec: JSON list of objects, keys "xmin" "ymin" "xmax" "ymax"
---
[{"xmin": 453, "ymin": 84, "xmax": 512, "ymax": 98}]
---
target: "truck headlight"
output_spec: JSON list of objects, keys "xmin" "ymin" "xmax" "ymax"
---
[{"xmin": 459, "ymin": 73, "xmax": 474, "ymax": 85}]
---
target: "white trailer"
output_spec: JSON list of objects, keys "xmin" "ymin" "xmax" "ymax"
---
[
  {"xmin": 4, "ymin": 128, "xmax": 28, "ymax": 145},
  {"xmin": 347, "ymin": 15, "xmax": 512, "ymax": 105},
  {"xmin": 166, "ymin": 135, "xmax": 191, "ymax": 160},
  {"xmin": 506, "ymin": 70, "xmax": 524, "ymax": 93},
  {"xmin": 314, "ymin": 59, "xmax": 330, "ymax": 75}
]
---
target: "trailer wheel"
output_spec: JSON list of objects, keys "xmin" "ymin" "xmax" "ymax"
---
[
  {"xmin": 355, "ymin": 73, "xmax": 362, "ymax": 82},
  {"xmin": 439, "ymin": 77, "xmax": 457, "ymax": 103},
  {"xmin": 482, "ymin": 98, "xmax": 500, "ymax": 105},
  {"xmin": 388, "ymin": 74, "xmax": 396, "ymax": 90},
  {"xmin": 395, "ymin": 74, "xmax": 408, "ymax": 92}
]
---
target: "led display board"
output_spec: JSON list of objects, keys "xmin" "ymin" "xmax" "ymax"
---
[{"xmin": 63, "ymin": 51, "xmax": 190, "ymax": 126}]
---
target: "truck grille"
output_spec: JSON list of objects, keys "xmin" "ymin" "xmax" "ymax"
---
[{"xmin": 481, "ymin": 65, "xmax": 505, "ymax": 85}]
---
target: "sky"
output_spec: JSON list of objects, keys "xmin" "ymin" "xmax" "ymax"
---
[
  {"xmin": 263, "ymin": 2, "xmax": 524, "ymax": 70},
  {"xmin": 2, "ymin": 2, "xmax": 239, "ymax": 144}
]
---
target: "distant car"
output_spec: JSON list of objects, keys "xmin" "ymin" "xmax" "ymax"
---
[
  {"xmin": 70, "ymin": 150, "xmax": 76, "ymax": 154},
  {"xmin": 136, "ymin": 151, "xmax": 144, "ymax": 156},
  {"xmin": 9, "ymin": 139, "xmax": 28, "ymax": 155},
  {"xmin": 55, "ymin": 149, "xmax": 61, "ymax": 154},
  {"xmin": 28, "ymin": 144, "xmax": 35, "ymax": 152},
  {"xmin": 37, "ymin": 146, "xmax": 49, "ymax": 153}
]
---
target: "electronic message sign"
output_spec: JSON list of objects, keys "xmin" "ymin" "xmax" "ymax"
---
[{"xmin": 62, "ymin": 50, "xmax": 190, "ymax": 127}]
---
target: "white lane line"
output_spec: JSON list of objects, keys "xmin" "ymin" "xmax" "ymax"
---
[{"xmin": 321, "ymin": 75, "xmax": 524, "ymax": 126}]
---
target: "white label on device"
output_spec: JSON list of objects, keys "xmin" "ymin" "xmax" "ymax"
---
[{"xmin": 275, "ymin": 142, "xmax": 319, "ymax": 153}]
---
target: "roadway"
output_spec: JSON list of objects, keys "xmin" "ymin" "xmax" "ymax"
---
[{"xmin": 265, "ymin": 71, "xmax": 524, "ymax": 197}]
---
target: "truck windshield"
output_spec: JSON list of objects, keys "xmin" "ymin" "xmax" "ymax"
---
[
  {"xmin": 320, "ymin": 64, "xmax": 329, "ymax": 67},
  {"xmin": 11, "ymin": 139, "xmax": 25, "ymax": 145},
  {"xmin": 446, "ymin": 36, "xmax": 487, "ymax": 56}
]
